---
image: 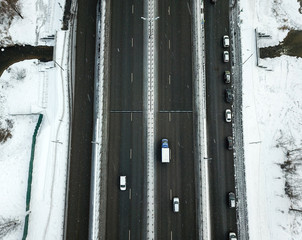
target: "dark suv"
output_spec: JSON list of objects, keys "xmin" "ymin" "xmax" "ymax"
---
[
  {"xmin": 227, "ymin": 136, "xmax": 233, "ymax": 150},
  {"xmin": 225, "ymin": 89, "xmax": 233, "ymax": 103}
]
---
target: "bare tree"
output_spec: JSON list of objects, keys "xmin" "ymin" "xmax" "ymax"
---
[{"xmin": 0, "ymin": 217, "xmax": 20, "ymax": 238}]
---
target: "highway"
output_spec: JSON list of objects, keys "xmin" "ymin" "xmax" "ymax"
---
[
  {"xmin": 65, "ymin": 0, "xmax": 97, "ymax": 239},
  {"xmin": 65, "ymin": 0, "xmax": 238, "ymax": 238},
  {"xmin": 156, "ymin": 1, "xmax": 197, "ymax": 239},
  {"xmin": 105, "ymin": 0, "xmax": 145, "ymax": 239},
  {"xmin": 204, "ymin": 0, "xmax": 238, "ymax": 239}
]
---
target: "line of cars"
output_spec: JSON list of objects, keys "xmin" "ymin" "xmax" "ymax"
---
[
  {"xmin": 222, "ymin": 35, "xmax": 233, "ymax": 152},
  {"xmin": 222, "ymin": 35, "xmax": 237, "ymax": 240}
]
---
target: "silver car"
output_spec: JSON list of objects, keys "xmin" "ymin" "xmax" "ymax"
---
[
  {"xmin": 228, "ymin": 192, "xmax": 236, "ymax": 208},
  {"xmin": 225, "ymin": 109, "xmax": 232, "ymax": 122},
  {"xmin": 224, "ymin": 70, "xmax": 231, "ymax": 83}
]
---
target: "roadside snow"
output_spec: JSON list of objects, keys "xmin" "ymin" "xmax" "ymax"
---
[
  {"xmin": 0, "ymin": 0, "xmax": 68, "ymax": 239},
  {"xmin": 0, "ymin": 0, "xmax": 65, "ymax": 46},
  {"xmin": 241, "ymin": 0, "xmax": 302, "ymax": 239}
]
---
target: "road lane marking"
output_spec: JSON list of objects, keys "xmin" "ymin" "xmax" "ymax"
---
[
  {"xmin": 168, "ymin": 39, "xmax": 171, "ymax": 49},
  {"xmin": 130, "ymin": 148, "xmax": 132, "ymax": 159},
  {"xmin": 187, "ymin": 2, "xmax": 191, "ymax": 15},
  {"xmin": 168, "ymin": 6, "xmax": 170, "ymax": 15},
  {"xmin": 129, "ymin": 188, "xmax": 132, "ymax": 200},
  {"xmin": 168, "ymin": 74, "xmax": 171, "ymax": 85},
  {"xmin": 132, "ymin": 4, "xmax": 134, "ymax": 14},
  {"xmin": 130, "ymin": 112, "xmax": 133, "ymax": 122},
  {"xmin": 129, "ymin": 229, "xmax": 131, "ymax": 239},
  {"xmin": 170, "ymin": 189, "xmax": 172, "ymax": 200},
  {"xmin": 131, "ymin": 72, "xmax": 133, "ymax": 83},
  {"xmin": 169, "ymin": 112, "xmax": 171, "ymax": 122},
  {"xmin": 170, "ymin": 230, "xmax": 173, "ymax": 240},
  {"xmin": 132, "ymin": 38, "xmax": 134, "ymax": 47}
]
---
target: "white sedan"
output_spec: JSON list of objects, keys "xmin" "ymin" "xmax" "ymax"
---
[{"xmin": 225, "ymin": 109, "xmax": 232, "ymax": 123}]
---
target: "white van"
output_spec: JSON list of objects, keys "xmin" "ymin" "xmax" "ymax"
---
[{"xmin": 120, "ymin": 176, "xmax": 126, "ymax": 191}]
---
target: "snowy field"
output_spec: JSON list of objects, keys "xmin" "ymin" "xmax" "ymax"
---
[
  {"xmin": 241, "ymin": 0, "xmax": 302, "ymax": 239},
  {"xmin": 0, "ymin": 0, "xmax": 68, "ymax": 239}
]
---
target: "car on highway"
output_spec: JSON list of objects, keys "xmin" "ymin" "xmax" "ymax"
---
[
  {"xmin": 223, "ymin": 51, "xmax": 229, "ymax": 62},
  {"xmin": 229, "ymin": 232, "xmax": 237, "ymax": 240},
  {"xmin": 225, "ymin": 89, "xmax": 233, "ymax": 103},
  {"xmin": 120, "ymin": 176, "xmax": 126, "ymax": 191},
  {"xmin": 224, "ymin": 70, "xmax": 231, "ymax": 83},
  {"xmin": 227, "ymin": 136, "xmax": 233, "ymax": 150},
  {"xmin": 223, "ymin": 35, "xmax": 230, "ymax": 47},
  {"xmin": 173, "ymin": 197, "xmax": 179, "ymax": 213},
  {"xmin": 228, "ymin": 192, "xmax": 236, "ymax": 208},
  {"xmin": 225, "ymin": 109, "xmax": 232, "ymax": 122}
]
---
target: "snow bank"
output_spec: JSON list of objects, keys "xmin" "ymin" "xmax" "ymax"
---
[
  {"xmin": 241, "ymin": 0, "xmax": 302, "ymax": 239},
  {"xmin": 0, "ymin": 0, "xmax": 69, "ymax": 239}
]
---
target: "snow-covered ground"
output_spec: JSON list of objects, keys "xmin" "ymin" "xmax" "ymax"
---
[
  {"xmin": 241, "ymin": 0, "xmax": 302, "ymax": 239},
  {"xmin": 0, "ymin": 0, "xmax": 69, "ymax": 239}
]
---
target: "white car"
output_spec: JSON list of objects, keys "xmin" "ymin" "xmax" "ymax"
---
[
  {"xmin": 225, "ymin": 109, "xmax": 232, "ymax": 122},
  {"xmin": 223, "ymin": 35, "xmax": 230, "ymax": 47},
  {"xmin": 173, "ymin": 197, "xmax": 179, "ymax": 213},
  {"xmin": 223, "ymin": 51, "xmax": 229, "ymax": 62},
  {"xmin": 120, "ymin": 176, "xmax": 126, "ymax": 191},
  {"xmin": 229, "ymin": 232, "xmax": 237, "ymax": 240}
]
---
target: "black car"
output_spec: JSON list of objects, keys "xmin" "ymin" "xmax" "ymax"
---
[
  {"xmin": 225, "ymin": 89, "xmax": 233, "ymax": 103},
  {"xmin": 227, "ymin": 136, "xmax": 233, "ymax": 150}
]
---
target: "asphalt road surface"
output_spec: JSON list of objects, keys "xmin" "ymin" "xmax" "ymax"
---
[
  {"xmin": 204, "ymin": 1, "xmax": 237, "ymax": 239},
  {"xmin": 65, "ymin": 0, "xmax": 98, "ymax": 239},
  {"xmin": 105, "ymin": 0, "xmax": 145, "ymax": 239},
  {"xmin": 156, "ymin": 1, "xmax": 197, "ymax": 239}
]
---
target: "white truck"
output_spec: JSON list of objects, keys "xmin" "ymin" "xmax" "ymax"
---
[{"xmin": 161, "ymin": 139, "xmax": 170, "ymax": 163}]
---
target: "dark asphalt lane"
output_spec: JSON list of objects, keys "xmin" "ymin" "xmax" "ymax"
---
[
  {"xmin": 156, "ymin": 113, "xmax": 196, "ymax": 240},
  {"xmin": 204, "ymin": 0, "xmax": 237, "ymax": 239},
  {"xmin": 158, "ymin": 0, "xmax": 193, "ymax": 111},
  {"xmin": 156, "ymin": 0, "xmax": 197, "ymax": 239},
  {"xmin": 65, "ymin": 0, "xmax": 97, "ymax": 239},
  {"xmin": 105, "ymin": 0, "xmax": 145, "ymax": 239}
]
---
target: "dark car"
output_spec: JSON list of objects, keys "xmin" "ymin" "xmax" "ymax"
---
[
  {"xmin": 225, "ymin": 89, "xmax": 233, "ymax": 103},
  {"xmin": 227, "ymin": 136, "xmax": 233, "ymax": 150}
]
